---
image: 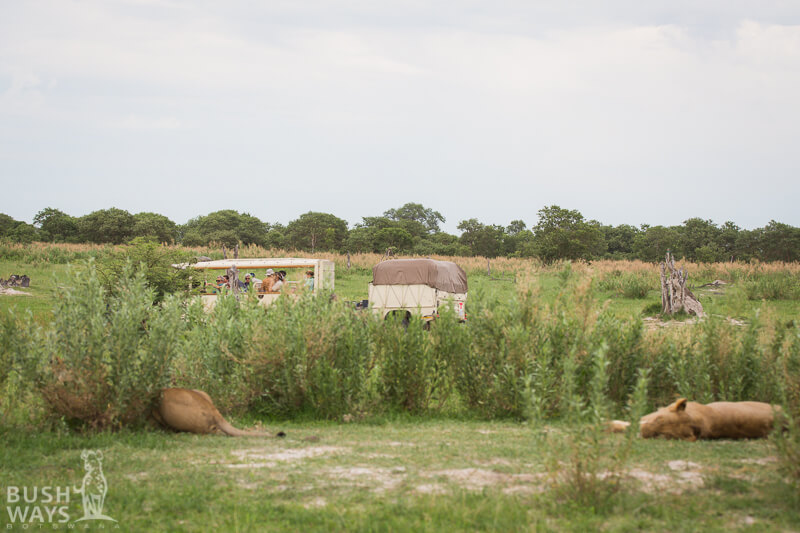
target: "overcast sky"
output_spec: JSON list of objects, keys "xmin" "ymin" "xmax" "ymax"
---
[{"xmin": 2, "ymin": 1, "xmax": 799, "ymax": 234}]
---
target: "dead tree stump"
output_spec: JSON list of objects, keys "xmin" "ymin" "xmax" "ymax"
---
[{"xmin": 660, "ymin": 252, "xmax": 704, "ymax": 317}]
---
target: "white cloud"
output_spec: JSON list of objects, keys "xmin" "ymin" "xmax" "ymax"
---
[
  {"xmin": 119, "ymin": 114, "xmax": 182, "ymax": 130},
  {"xmin": 0, "ymin": 2, "xmax": 799, "ymax": 229}
]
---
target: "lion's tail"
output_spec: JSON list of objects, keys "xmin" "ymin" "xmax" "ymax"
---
[{"xmin": 216, "ymin": 416, "xmax": 285, "ymax": 438}]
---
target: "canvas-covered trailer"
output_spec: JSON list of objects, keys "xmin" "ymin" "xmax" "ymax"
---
[
  {"xmin": 176, "ymin": 258, "xmax": 335, "ymax": 310},
  {"xmin": 368, "ymin": 258, "xmax": 467, "ymax": 322}
]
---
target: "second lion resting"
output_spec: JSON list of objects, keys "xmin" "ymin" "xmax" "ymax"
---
[
  {"xmin": 153, "ymin": 388, "xmax": 285, "ymax": 437},
  {"xmin": 610, "ymin": 398, "xmax": 780, "ymax": 441}
]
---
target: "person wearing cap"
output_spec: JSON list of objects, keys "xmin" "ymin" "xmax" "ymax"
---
[{"xmin": 260, "ymin": 269, "xmax": 276, "ymax": 292}]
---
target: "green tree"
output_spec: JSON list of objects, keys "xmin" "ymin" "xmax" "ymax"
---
[
  {"xmin": 718, "ymin": 221, "xmax": 741, "ymax": 261},
  {"xmin": 349, "ymin": 215, "xmax": 426, "ymax": 253},
  {"xmin": 412, "ymin": 232, "xmax": 469, "ymax": 256},
  {"xmin": 285, "ymin": 212, "xmax": 348, "ymax": 252},
  {"xmin": 384, "ymin": 203, "xmax": 445, "ymax": 234},
  {"xmin": 680, "ymin": 218, "xmax": 722, "ymax": 261},
  {"xmin": 77, "ymin": 208, "xmax": 136, "ymax": 244},
  {"xmin": 457, "ymin": 218, "xmax": 506, "ymax": 258},
  {"xmin": 506, "ymin": 220, "xmax": 527, "ymax": 235},
  {"xmin": 346, "ymin": 226, "xmax": 376, "ymax": 253},
  {"xmin": 33, "ymin": 207, "xmax": 79, "ymax": 242},
  {"xmin": 180, "ymin": 210, "xmax": 269, "ymax": 247},
  {"xmin": 531, "ymin": 206, "xmax": 606, "ymax": 262},
  {"xmin": 265, "ymin": 224, "xmax": 286, "ymax": 249},
  {"xmin": 0, "ymin": 214, "xmax": 39, "ymax": 243},
  {"xmin": 374, "ymin": 227, "xmax": 414, "ymax": 252},
  {"xmin": 734, "ymin": 229, "xmax": 761, "ymax": 262},
  {"xmin": 632, "ymin": 225, "xmax": 683, "ymax": 262},
  {"xmin": 601, "ymin": 224, "xmax": 639, "ymax": 258},
  {"xmin": 132, "ymin": 212, "xmax": 178, "ymax": 243},
  {"xmin": 503, "ymin": 220, "xmax": 532, "ymax": 256},
  {"xmin": 759, "ymin": 221, "xmax": 800, "ymax": 262}
]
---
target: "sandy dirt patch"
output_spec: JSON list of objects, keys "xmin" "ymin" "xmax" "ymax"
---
[
  {"xmin": 326, "ymin": 466, "xmax": 407, "ymax": 492},
  {"xmin": 474, "ymin": 458, "xmax": 513, "ymax": 467},
  {"xmin": 427, "ymin": 468, "xmax": 542, "ymax": 491},
  {"xmin": 626, "ymin": 461, "xmax": 705, "ymax": 494},
  {"xmin": 739, "ymin": 456, "xmax": 777, "ymax": 465},
  {"xmin": 303, "ymin": 497, "xmax": 327, "ymax": 509},
  {"xmin": 414, "ymin": 483, "xmax": 448, "ymax": 495},
  {"xmin": 225, "ymin": 446, "xmax": 347, "ymax": 469}
]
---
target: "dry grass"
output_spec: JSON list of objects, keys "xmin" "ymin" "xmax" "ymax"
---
[{"xmin": 9, "ymin": 242, "xmax": 800, "ymax": 279}]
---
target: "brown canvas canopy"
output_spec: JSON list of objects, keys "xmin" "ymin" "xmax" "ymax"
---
[{"xmin": 372, "ymin": 259, "xmax": 468, "ymax": 293}]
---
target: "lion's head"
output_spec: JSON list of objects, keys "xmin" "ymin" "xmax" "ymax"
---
[{"xmin": 639, "ymin": 398, "xmax": 701, "ymax": 441}]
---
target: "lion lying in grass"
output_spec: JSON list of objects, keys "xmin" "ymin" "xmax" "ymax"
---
[
  {"xmin": 153, "ymin": 388, "xmax": 285, "ymax": 438},
  {"xmin": 610, "ymin": 398, "xmax": 780, "ymax": 441}
]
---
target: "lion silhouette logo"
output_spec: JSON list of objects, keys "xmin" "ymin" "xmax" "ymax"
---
[{"xmin": 74, "ymin": 450, "xmax": 117, "ymax": 522}]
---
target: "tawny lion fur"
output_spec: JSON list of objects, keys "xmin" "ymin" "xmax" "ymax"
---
[
  {"xmin": 153, "ymin": 388, "xmax": 284, "ymax": 437},
  {"xmin": 609, "ymin": 398, "xmax": 780, "ymax": 441}
]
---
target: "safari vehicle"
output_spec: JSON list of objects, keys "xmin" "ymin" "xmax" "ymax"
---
[
  {"xmin": 368, "ymin": 258, "xmax": 467, "ymax": 323},
  {"xmin": 183, "ymin": 258, "xmax": 334, "ymax": 311}
]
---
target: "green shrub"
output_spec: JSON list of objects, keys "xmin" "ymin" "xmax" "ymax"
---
[
  {"xmin": 96, "ymin": 238, "xmax": 196, "ymax": 303},
  {"xmin": 743, "ymin": 272, "xmax": 800, "ymax": 300},
  {"xmin": 548, "ymin": 348, "xmax": 650, "ymax": 510},
  {"xmin": 598, "ymin": 270, "xmax": 652, "ymax": 299},
  {"xmin": 170, "ymin": 294, "xmax": 259, "ymax": 413},
  {"xmin": 773, "ymin": 325, "xmax": 800, "ymax": 494},
  {"xmin": 245, "ymin": 294, "xmax": 373, "ymax": 419},
  {"xmin": 6, "ymin": 258, "xmax": 800, "ymax": 426},
  {"xmin": 21, "ymin": 264, "xmax": 183, "ymax": 430},
  {"xmin": 373, "ymin": 313, "xmax": 437, "ymax": 413},
  {"xmin": 591, "ymin": 312, "xmax": 644, "ymax": 408}
]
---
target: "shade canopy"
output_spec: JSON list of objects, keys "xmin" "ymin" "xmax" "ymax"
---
[{"xmin": 371, "ymin": 259, "xmax": 468, "ymax": 293}]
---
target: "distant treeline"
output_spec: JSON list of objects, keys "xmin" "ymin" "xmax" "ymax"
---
[{"xmin": 1, "ymin": 204, "xmax": 799, "ymax": 263}]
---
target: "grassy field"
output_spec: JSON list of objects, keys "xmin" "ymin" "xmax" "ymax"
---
[
  {"xmin": 1, "ymin": 244, "xmax": 799, "ymax": 531},
  {"xmin": 2, "ymin": 246, "xmax": 798, "ymax": 323},
  {"xmin": 2, "ymin": 419, "xmax": 798, "ymax": 531}
]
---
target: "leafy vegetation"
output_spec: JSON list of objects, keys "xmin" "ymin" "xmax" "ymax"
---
[
  {"xmin": 4, "ymin": 261, "xmax": 799, "ymax": 430},
  {"xmin": 14, "ymin": 266, "xmax": 184, "ymax": 429},
  {"xmin": 2, "ymin": 251, "xmax": 800, "ymax": 529},
  {"xmin": 3, "ymin": 202, "xmax": 800, "ymax": 262}
]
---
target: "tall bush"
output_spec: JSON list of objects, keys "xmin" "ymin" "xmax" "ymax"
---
[
  {"xmin": 244, "ymin": 294, "xmax": 373, "ymax": 418},
  {"xmin": 22, "ymin": 264, "xmax": 183, "ymax": 429}
]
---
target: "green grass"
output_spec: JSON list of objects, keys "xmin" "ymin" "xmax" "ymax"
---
[
  {"xmin": 3, "ymin": 253, "xmax": 795, "ymax": 324},
  {"xmin": 0, "ymin": 261, "xmax": 78, "ymax": 323},
  {"xmin": 1, "ymin": 421, "xmax": 797, "ymax": 532}
]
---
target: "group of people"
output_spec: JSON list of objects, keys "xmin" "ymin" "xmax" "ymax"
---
[{"xmin": 206, "ymin": 269, "xmax": 314, "ymax": 294}]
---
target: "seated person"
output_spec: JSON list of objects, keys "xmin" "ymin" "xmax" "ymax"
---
[
  {"xmin": 259, "ymin": 269, "xmax": 276, "ymax": 293},
  {"xmin": 304, "ymin": 270, "xmax": 314, "ymax": 291},
  {"xmin": 271, "ymin": 270, "xmax": 287, "ymax": 292}
]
